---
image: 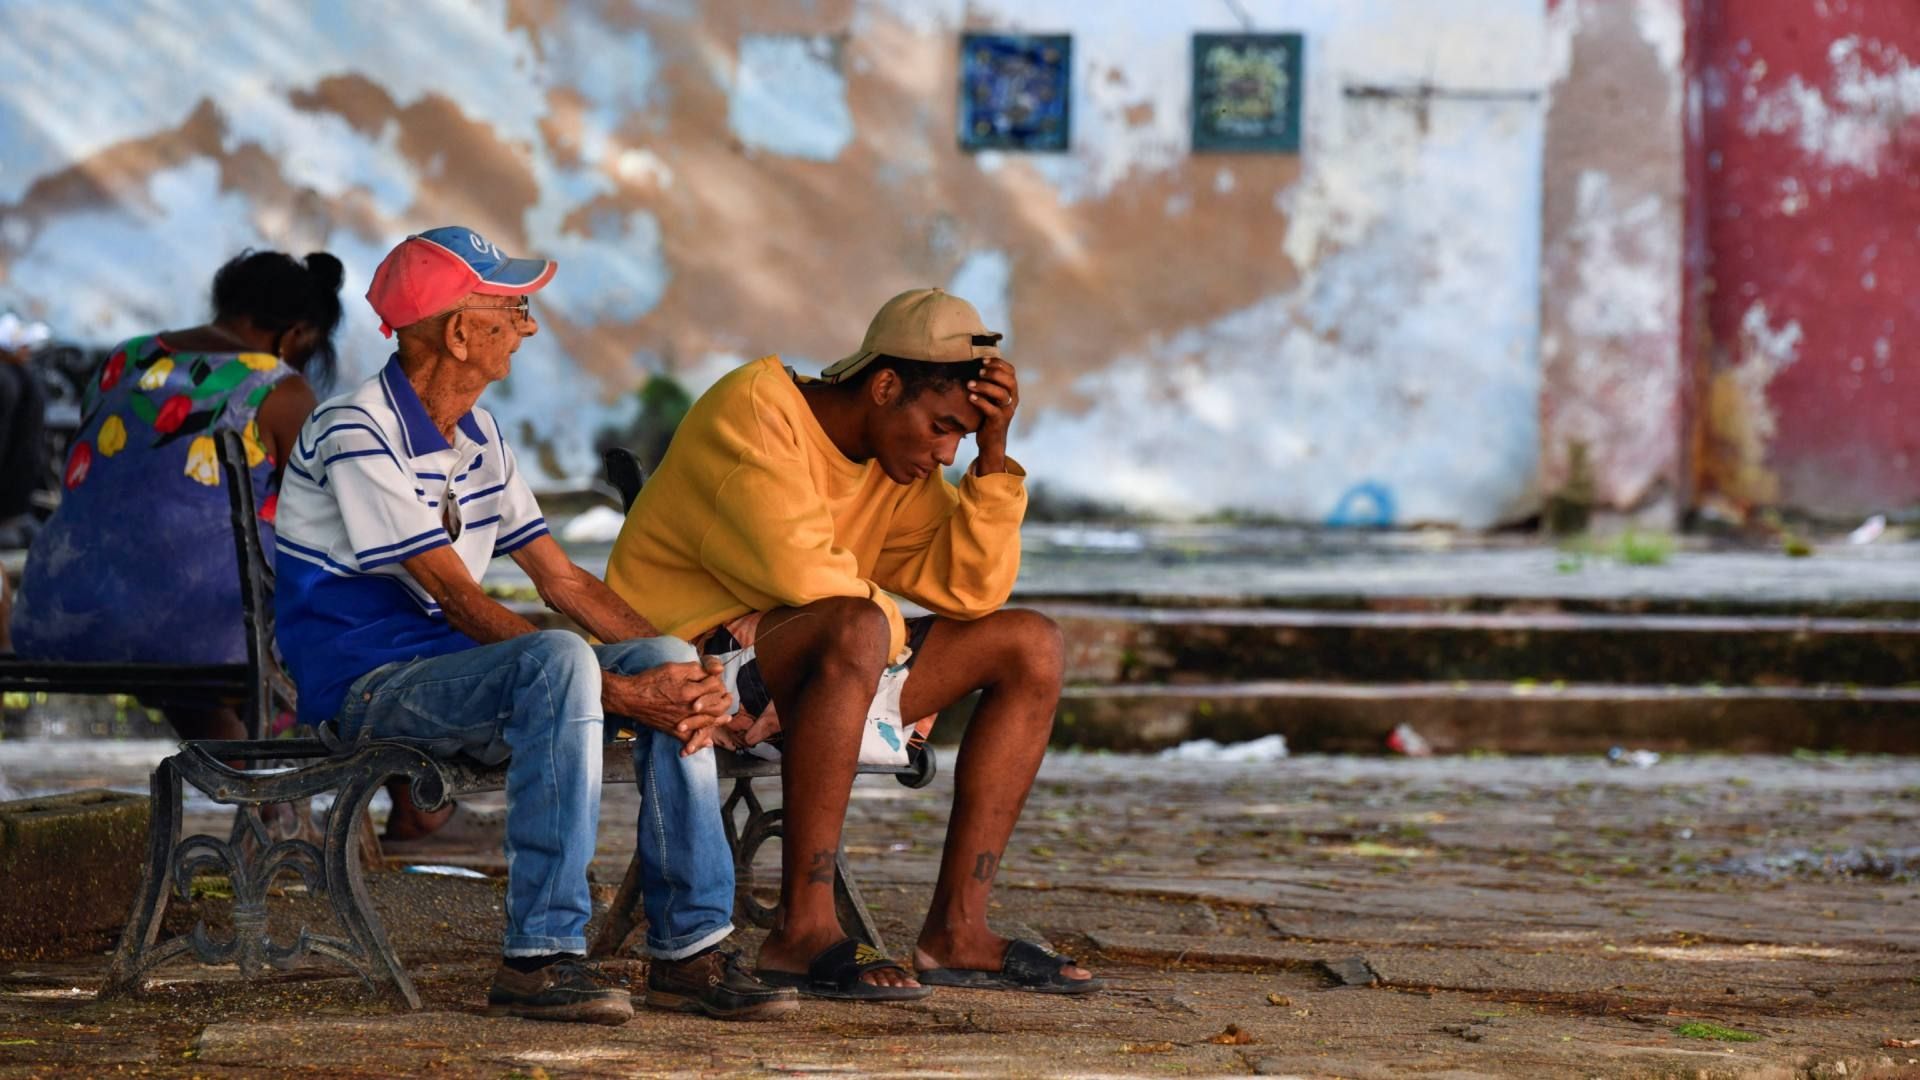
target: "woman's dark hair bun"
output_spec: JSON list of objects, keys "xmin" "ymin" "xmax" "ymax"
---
[
  {"xmin": 304, "ymin": 252, "xmax": 345, "ymax": 293},
  {"xmin": 210, "ymin": 247, "xmax": 347, "ymax": 390}
]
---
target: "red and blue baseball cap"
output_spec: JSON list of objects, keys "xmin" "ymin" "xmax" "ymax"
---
[{"xmin": 366, "ymin": 226, "xmax": 557, "ymax": 336}]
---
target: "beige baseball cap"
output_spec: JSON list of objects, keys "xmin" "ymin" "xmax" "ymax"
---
[{"xmin": 819, "ymin": 288, "xmax": 1003, "ymax": 384}]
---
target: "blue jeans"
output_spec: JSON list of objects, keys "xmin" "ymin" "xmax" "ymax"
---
[{"xmin": 333, "ymin": 630, "xmax": 734, "ymax": 959}]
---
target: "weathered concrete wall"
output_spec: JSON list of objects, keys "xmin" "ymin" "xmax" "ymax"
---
[
  {"xmin": 1692, "ymin": 1, "xmax": 1920, "ymax": 518},
  {"xmin": 0, "ymin": 1, "xmax": 1548, "ymax": 525},
  {"xmin": 0, "ymin": 788, "xmax": 147, "ymax": 946},
  {"xmin": 1540, "ymin": 0, "xmax": 1687, "ymax": 520}
]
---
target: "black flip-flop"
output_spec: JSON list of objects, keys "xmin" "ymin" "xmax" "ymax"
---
[
  {"xmin": 916, "ymin": 939, "xmax": 1105, "ymax": 995},
  {"xmin": 754, "ymin": 939, "xmax": 932, "ymax": 1002}
]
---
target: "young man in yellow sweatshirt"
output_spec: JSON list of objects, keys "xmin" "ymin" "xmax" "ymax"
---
[{"xmin": 605, "ymin": 289, "xmax": 1099, "ymax": 999}]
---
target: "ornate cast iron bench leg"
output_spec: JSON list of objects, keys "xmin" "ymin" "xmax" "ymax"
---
[
  {"xmin": 589, "ymin": 854, "xmax": 649, "ymax": 958},
  {"xmin": 317, "ymin": 747, "xmax": 431, "ymax": 1009},
  {"xmin": 831, "ymin": 850, "xmax": 886, "ymax": 953},
  {"xmin": 593, "ymin": 770, "xmax": 891, "ymax": 957},
  {"xmin": 722, "ymin": 773, "xmax": 889, "ymax": 954},
  {"xmin": 99, "ymin": 742, "xmax": 451, "ymax": 1009},
  {"xmin": 101, "ymin": 759, "xmax": 185, "ymax": 996}
]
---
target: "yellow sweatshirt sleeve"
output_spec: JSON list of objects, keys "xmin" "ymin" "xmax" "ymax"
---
[
  {"xmin": 871, "ymin": 461, "xmax": 1027, "ymax": 621},
  {"xmin": 697, "ymin": 393, "xmax": 913, "ymax": 660}
]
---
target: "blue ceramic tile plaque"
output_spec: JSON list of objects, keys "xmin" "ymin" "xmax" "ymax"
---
[
  {"xmin": 958, "ymin": 33, "xmax": 1071, "ymax": 152},
  {"xmin": 1192, "ymin": 33, "xmax": 1304, "ymax": 152}
]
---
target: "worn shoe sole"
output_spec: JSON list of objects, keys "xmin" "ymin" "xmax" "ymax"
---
[
  {"xmin": 644, "ymin": 987, "xmax": 799, "ymax": 1021},
  {"xmin": 485, "ymin": 997, "xmax": 634, "ymax": 1025}
]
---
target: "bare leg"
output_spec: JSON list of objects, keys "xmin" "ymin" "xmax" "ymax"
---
[
  {"xmin": 750, "ymin": 597, "xmax": 916, "ymax": 988},
  {"xmin": 893, "ymin": 610, "xmax": 1089, "ymax": 981},
  {"xmin": 380, "ymin": 782, "xmax": 454, "ymax": 840}
]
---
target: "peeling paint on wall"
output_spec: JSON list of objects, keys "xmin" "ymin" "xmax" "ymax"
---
[
  {"xmin": 1702, "ymin": 301, "xmax": 1801, "ymax": 507},
  {"xmin": 946, "ymin": 249, "xmax": 1013, "ymax": 348},
  {"xmin": 1743, "ymin": 37, "xmax": 1920, "ymax": 177},
  {"xmin": 1632, "ymin": 0, "xmax": 1686, "ymax": 81},
  {"xmin": 0, "ymin": 2, "xmax": 555, "ymax": 209},
  {"xmin": 1019, "ymin": 84, "xmax": 1544, "ymax": 524},
  {"xmin": 1564, "ymin": 173, "xmax": 1674, "ymax": 342},
  {"xmin": 0, "ymin": 0, "xmax": 1550, "ymax": 527},
  {"xmin": 729, "ymin": 34, "xmax": 854, "ymax": 162},
  {"xmin": 1539, "ymin": 0, "xmax": 1686, "ymax": 517},
  {"xmin": 543, "ymin": 209, "xmax": 669, "ymax": 324},
  {"xmin": 1697, "ymin": 2, "xmax": 1920, "ymax": 516}
]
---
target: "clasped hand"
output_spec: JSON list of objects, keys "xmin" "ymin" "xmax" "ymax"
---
[{"xmin": 606, "ymin": 657, "xmax": 735, "ymax": 757}]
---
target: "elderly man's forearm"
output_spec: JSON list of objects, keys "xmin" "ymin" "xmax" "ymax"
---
[
  {"xmin": 442, "ymin": 592, "xmax": 543, "ymax": 644},
  {"xmin": 543, "ymin": 566, "xmax": 659, "ymax": 642}
]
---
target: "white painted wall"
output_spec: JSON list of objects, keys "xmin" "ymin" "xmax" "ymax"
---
[
  {"xmin": 842, "ymin": 0, "xmax": 1548, "ymax": 525},
  {"xmin": 0, "ymin": 0, "xmax": 1550, "ymax": 526}
]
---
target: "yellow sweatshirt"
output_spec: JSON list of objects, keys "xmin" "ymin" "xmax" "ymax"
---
[{"xmin": 605, "ymin": 356, "xmax": 1027, "ymax": 661}]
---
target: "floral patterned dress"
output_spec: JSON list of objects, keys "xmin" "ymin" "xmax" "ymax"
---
[{"xmin": 10, "ymin": 335, "xmax": 292, "ymax": 666}]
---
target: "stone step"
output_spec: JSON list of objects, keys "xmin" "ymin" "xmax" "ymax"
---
[
  {"xmin": 1040, "ymin": 603, "xmax": 1920, "ymax": 687},
  {"xmin": 1017, "ymin": 587, "xmax": 1920, "ymax": 620},
  {"xmin": 512, "ymin": 600, "xmax": 1920, "ymax": 689},
  {"xmin": 1022, "ymin": 680, "xmax": 1920, "ymax": 754}
]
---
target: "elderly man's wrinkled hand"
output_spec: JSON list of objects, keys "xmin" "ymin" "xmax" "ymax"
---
[
  {"xmin": 608, "ymin": 659, "xmax": 734, "ymax": 750},
  {"xmin": 677, "ymin": 722, "xmax": 746, "ymax": 757}
]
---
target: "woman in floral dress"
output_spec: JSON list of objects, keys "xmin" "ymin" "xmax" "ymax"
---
[{"xmin": 10, "ymin": 249, "xmax": 344, "ymax": 740}]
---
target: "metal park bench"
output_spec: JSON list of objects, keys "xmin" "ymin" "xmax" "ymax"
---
[{"xmin": 93, "ymin": 436, "xmax": 932, "ymax": 1008}]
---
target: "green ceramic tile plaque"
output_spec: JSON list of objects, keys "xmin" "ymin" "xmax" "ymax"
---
[{"xmin": 1192, "ymin": 32, "xmax": 1304, "ymax": 153}]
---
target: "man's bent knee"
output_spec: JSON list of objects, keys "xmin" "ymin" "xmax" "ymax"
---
[
  {"xmin": 525, "ymin": 628, "xmax": 598, "ymax": 672},
  {"xmin": 599, "ymin": 634, "xmax": 697, "ymax": 675},
  {"xmin": 994, "ymin": 609, "xmax": 1065, "ymax": 688},
  {"xmin": 516, "ymin": 630, "xmax": 603, "ymax": 720},
  {"xmin": 797, "ymin": 597, "xmax": 891, "ymax": 680}
]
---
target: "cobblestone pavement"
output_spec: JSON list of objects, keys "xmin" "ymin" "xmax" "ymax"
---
[{"xmin": 3, "ymin": 741, "xmax": 1919, "ymax": 1076}]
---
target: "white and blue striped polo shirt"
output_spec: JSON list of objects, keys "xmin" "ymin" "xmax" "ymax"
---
[{"xmin": 274, "ymin": 356, "xmax": 548, "ymax": 726}]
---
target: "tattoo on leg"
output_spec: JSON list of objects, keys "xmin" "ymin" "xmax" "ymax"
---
[
  {"xmin": 971, "ymin": 851, "xmax": 1000, "ymax": 884},
  {"xmin": 806, "ymin": 850, "xmax": 835, "ymax": 886}
]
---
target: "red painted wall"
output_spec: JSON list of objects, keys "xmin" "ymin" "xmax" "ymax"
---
[{"xmin": 1692, "ymin": 0, "xmax": 1920, "ymax": 517}]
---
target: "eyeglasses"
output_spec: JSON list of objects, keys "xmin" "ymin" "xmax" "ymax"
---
[{"xmin": 445, "ymin": 297, "xmax": 533, "ymax": 325}]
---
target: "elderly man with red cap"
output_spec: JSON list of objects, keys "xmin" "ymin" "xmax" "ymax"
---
[{"xmin": 272, "ymin": 227, "xmax": 795, "ymax": 1025}]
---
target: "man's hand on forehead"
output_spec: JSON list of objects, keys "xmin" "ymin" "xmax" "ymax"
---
[
  {"xmin": 968, "ymin": 357, "xmax": 1018, "ymax": 476},
  {"xmin": 968, "ymin": 357, "xmax": 1017, "ymax": 410}
]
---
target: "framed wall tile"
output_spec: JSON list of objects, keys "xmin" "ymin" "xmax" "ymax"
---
[
  {"xmin": 1192, "ymin": 32, "xmax": 1304, "ymax": 153},
  {"xmin": 959, "ymin": 33, "xmax": 1072, "ymax": 152}
]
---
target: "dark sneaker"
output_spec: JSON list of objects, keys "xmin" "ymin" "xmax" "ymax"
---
[
  {"xmin": 487, "ymin": 958, "xmax": 634, "ymax": 1025},
  {"xmin": 646, "ymin": 949, "xmax": 799, "ymax": 1021}
]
